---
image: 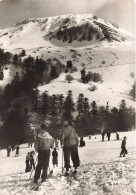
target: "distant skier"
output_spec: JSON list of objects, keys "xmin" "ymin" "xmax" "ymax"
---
[
  {"xmin": 25, "ymin": 152, "xmax": 31, "ymax": 173},
  {"xmin": 15, "ymin": 144, "xmax": 20, "ymax": 157},
  {"xmin": 79, "ymin": 137, "xmax": 85, "ymax": 147},
  {"xmin": 7, "ymin": 145, "xmax": 11, "ymax": 157},
  {"xmin": 52, "ymin": 148, "xmax": 58, "ymax": 168},
  {"xmin": 120, "ymin": 136, "xmax": 127, "ymax": 157},
  {"xmin": 107, "ymin": 131, "xmax": 111, "ymax": 141},
  {"xmin": 28, "ymin": 142, "xmax": 33, "ymax": 148},
  {"xmin": 116, "ymin": 131, "xmax": 119, "ymax": 140},
  {"xmin": 30, "ymin": 151, "xmax": 35, "ymax": 170},
  {"xmin": 34, "ymin": 124, "xmax": 54, "ymax": 184},
  {"xmin": 101, "ymin": 131, "xmax": 105, "ymax": 142},
  {"xmin": 61, "ymin": 121, "xmax": 80, "ymax": 176},
  {"xmin": 89, "ymin": 135, "xmax": 91, "ymax": 139},
  {"xmin": 11, "ymin": 144, "xmax": 15, "ymax": 152}
]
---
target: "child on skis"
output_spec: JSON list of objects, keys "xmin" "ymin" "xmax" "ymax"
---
[
  {"xmin": 30, "ymin": 151, "xmax": 35, "ymax": 170},
  {"xmin": 25, "ymin": 152, "xmax": 31, "ymax": 172},
  {"xmin": 52, "ymin": 148, "xmax": 58, "ymax": 168}
]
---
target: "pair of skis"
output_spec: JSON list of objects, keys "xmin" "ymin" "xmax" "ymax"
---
[
  {"xmin": 61, "ymin": 171, "xmax": 79, "ymax": 182},
  {"xmin": 31, "ymin": 169, "xmax": 53, "ymax": 191},
  {"xmin": 31, "ymin": 172, "xmax": 79, "ymax": 191}
]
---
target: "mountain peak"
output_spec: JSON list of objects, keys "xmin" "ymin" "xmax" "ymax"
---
[{"xmin": 0, "ymin": 14, "xmax": 129, "ymax": 50}]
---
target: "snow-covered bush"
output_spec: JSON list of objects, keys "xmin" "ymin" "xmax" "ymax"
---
[
  {"xmin": 92, "ymin": 15, "xmax": 98, "ymax": 20},
  {"xmin": 72, "ymin": 66, "xmax": 78, "ymax": 72},
  {"xmin": 65, "ymin": 74, "xmax": 74, "ymax": 83},
  {"xmin": 88, "ymin": 85, "xmax": 97, "ymax": 91}
]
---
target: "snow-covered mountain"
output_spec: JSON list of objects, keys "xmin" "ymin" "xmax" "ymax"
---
[
  {"xmin": 0, "ymin": 14, "xmax": 135, "ymax": 107},
  {"xmin": 0, "ymin": 14, "xmax": 130, "ymax": 49}
]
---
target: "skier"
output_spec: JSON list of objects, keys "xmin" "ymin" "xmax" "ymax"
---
[
  {"xmin": 15, "ymin": 144, "xmax": 20, "ymax": 157},
  {"xmin": 61, "ymin": 121, "xmax": 80, "ymax": 176},
  {"xmin": 101, "ymin": 131, "xmax": 105, "ymax": 142},
  {"xmin": 89, "ymin": 135, "xmax": 91, "ymax": 139},
  {"xmin": 120, "ymin": 136, "xmax": 127, "ymax": 157},
  {"xmin": 33, "ymin": 124, "xmax": 54, "ymax": 184},
  {"xmin": 11, "ymin": 144, "xmax": 15, "ymax": 152},
  {"xmin": 116, "ymin": 131, "xmax": 119, "ymax": 140},
  {"xmin": 7, "ymin": 145, "xmax": 11, "ymax": 157},
  {"xmin": 25, "ymin": 152, "xmax": 31, "ymax": 172},
  {"xmin": 30, "ymin": 151, "xmax": 35, "ymax": 170},
  {"xmin": 79, "ymin": 137, "xmax": 85, "ymax": 147},
  {"xmin": 52, "ymin": 148, "xmax": 58, "ymax": 168},
  {"xmin": 107, "ymin": 131, "xmax": 111, "ymax": 141}
]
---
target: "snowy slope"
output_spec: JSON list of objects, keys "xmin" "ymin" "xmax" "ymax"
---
[
  {"xmin": 0, "ymin": 14, "xmax": 135, "ymax": 107},
  {"xmin": 0, "ymin": 131, "xmax": 136, "ymax": 194}
]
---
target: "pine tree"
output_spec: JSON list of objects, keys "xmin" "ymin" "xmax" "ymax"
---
[
  {"xmin": 30, "ymin": 88, "xmax": 40, "ymax": 112},
  {"xmin": 63, "ymin": 90, "xmax": 75, "ymax": 121},
  {"xmin": 39, "ymin": 92, "xmax": 50, "ymax": 123},
  {"xmin": 20, "ymin": 49, "xmax": 26, "ymax": 57},
  {"xmin": 50, "ymin": 94, "xmax": 58, "ymax": 116},
  {"xmin": 83, "ymin": 97, "xmax": 90, "ymax": 116},
  {"xmin": 13, "ymin": 54, "xmax": 19, "ymax": 65},
  {"xmin": 81, "ymin": 68, "xmax": 86, "ymax": 83},
  {"xmin": 76, "ymin": 93, "xmax": 84, "ymax": 116},
  {"xmin": 58, "ymin": 94, "xmax": 64, "ymax": 116},
  {"xmin": 119, "ymin": 100, "xmax": 129, "ymax": 131},
  {"xmin": 90, "ymin": 101, "xmax": 97, "ymax": 116}
]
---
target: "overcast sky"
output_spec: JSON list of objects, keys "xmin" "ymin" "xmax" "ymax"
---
[{"xmin": 0, "ymin": 0, "xmax": 135, "ymax": 34}]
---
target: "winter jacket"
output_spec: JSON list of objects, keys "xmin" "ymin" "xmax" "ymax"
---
[
  {"xmin": 26, "ymin": 154, "xmax": 30, "ymax": 161},
  {"xmin": 121, "ymin": 140, "xmax": 126, "ymax": 149},
  {"xmin": 61, "ymin": 125, "xmax": 79, "ymax": 147},
  {"xmin": 34, "ymin": 130, "xmax": 54, "ymax": 151}
]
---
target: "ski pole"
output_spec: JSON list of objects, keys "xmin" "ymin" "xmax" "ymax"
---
[
  {"xmin": 29, "ymin": 156, "xmax": 38, "ymax": 180},
  {"xmin": 48, "ymin": 166, "xmax": 53, "ymax": 176}
]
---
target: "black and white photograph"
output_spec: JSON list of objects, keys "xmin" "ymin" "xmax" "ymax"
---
[{"xmin": 0, "ymin": 0, "xmax": 135, "ymax": 194}]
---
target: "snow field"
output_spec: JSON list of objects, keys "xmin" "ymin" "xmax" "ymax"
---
[
  {"xmin": 38, "ymin": 62, "xmax": 135, "ymax": 108},
  {"xmin": 0, "ymin": 131, "xmax": 135, "ymax": 195}
]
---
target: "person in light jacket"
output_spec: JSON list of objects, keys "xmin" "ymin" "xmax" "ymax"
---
[
  {"xmin": 34, "ymin": 124, "xmax": 54, "ymax": 183},
  {"xmin": 61, "ymin": 121, "xmax": 80, "ymax": 176}
]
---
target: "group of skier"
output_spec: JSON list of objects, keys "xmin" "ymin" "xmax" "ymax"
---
[
  {"xmin": 28, "ymin": 122, "xmax": 127, "ymax": 185},
  {"xmin": 101, "ymin": 130, "xmax": 120, "ymax": 142},
  {"xmin": 5, "ymin": 121, "xmax": 127, "ymax": 186},
  {"xmin": 7, "ymin": 144, "xmax": 20, "ymax": 157}
]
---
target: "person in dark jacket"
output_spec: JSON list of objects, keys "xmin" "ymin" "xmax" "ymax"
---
[
  {"xmin": 25, "ymin": 152, "xmax": 31, "ymax": 172},
  {"xmin": 107, "ymin": 131, "xmax": 111, "ymax": 141},
  {"xmin": 116, "ymin": 131, "xmax": 119, "ymax": 140},
  {"xmin": 15, "ymin": 144, "xmax": 19, "ymax": 157},
  {"xmin": 30, "ymin": 151, "xmax": 35, "ymax": 170},
  {"xmin": 61, "ymin": 121, "xmax": 80, "ymax": 176},
  {"xmin": 52, "ymin": 148, "xmax": 58, "ymax": 168},
  {"xmin": 120, "ymin": 136, "xmax": 127, "ymax": 157},
  {"xmin": 7, "ymin": 145, "xmax": 11, "ymax": 157},
  {"xmin": 101, "ymin": 131, "xmax": 105, "ymax": 142},
  {"xmin": 11, "ymin": 144, "xmax": 15, "ymax": 152},
  {"xmin": 34, "ymin": 124, "xmax": 54, "ymax": 183},
  {"xmin": 80, "ymin": 137, "xmax": 85, "ymax": 147}
]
